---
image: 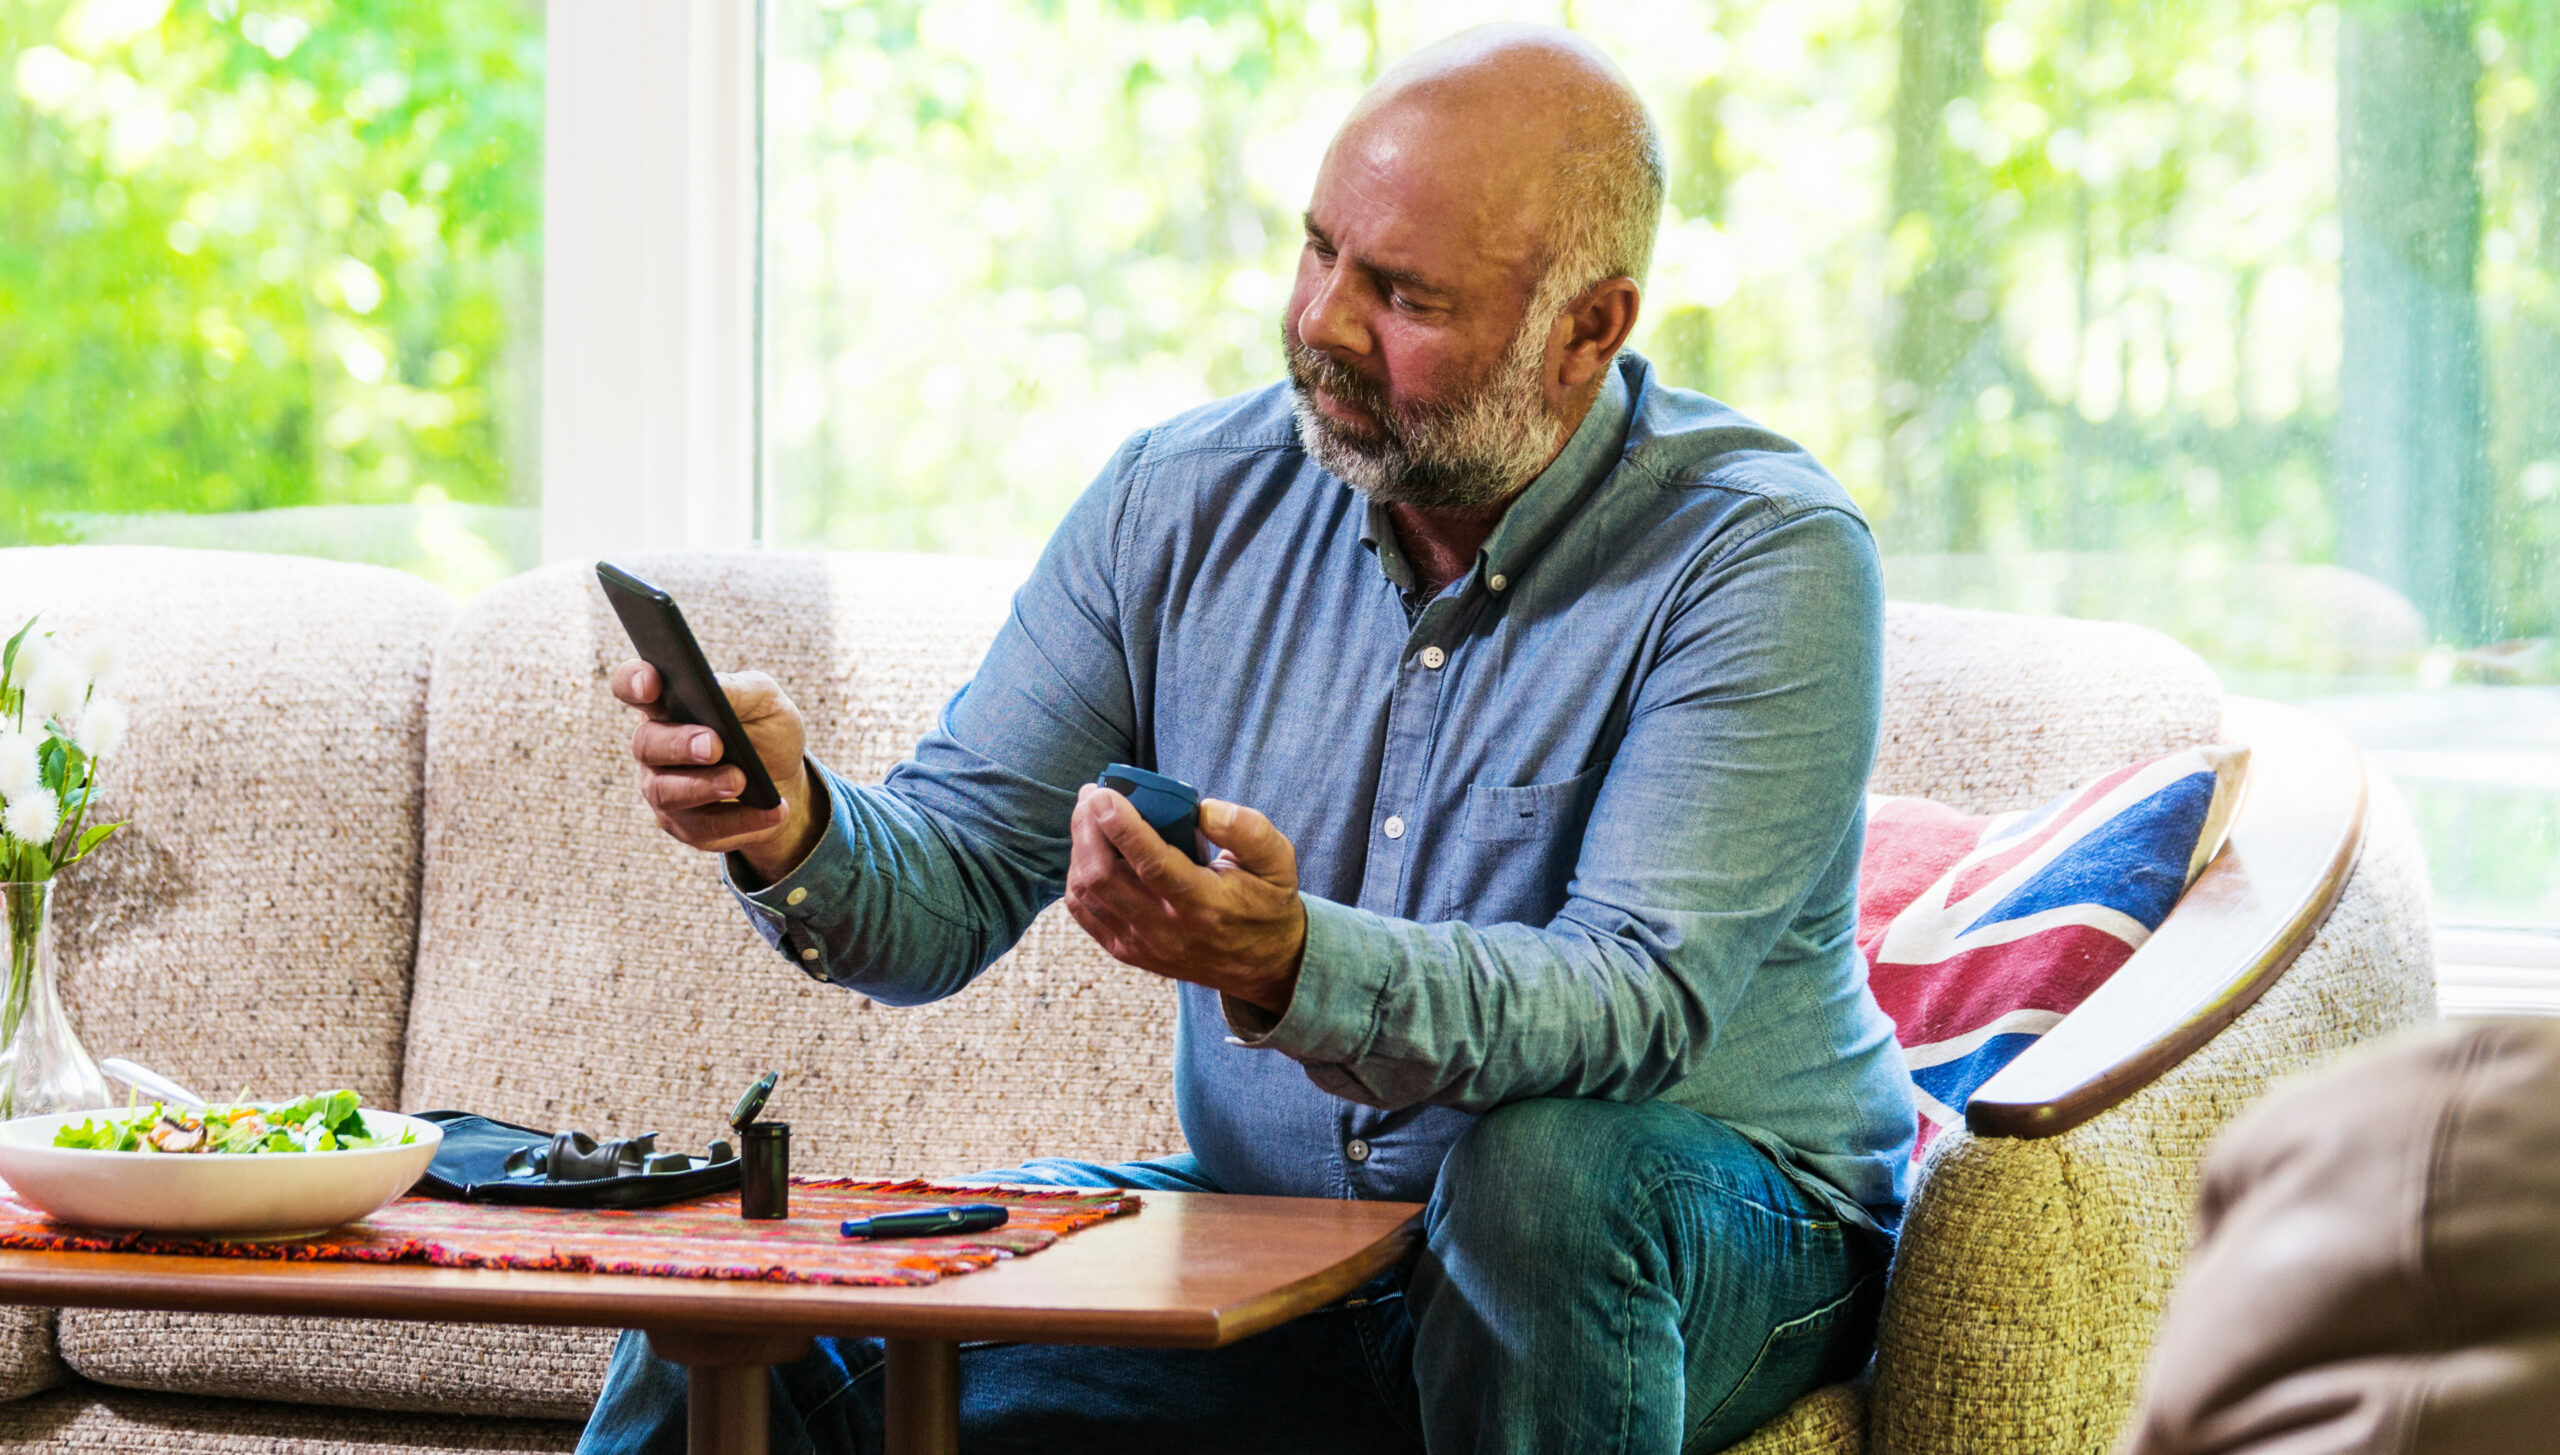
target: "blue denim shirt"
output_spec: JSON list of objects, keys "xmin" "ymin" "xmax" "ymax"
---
[{"xmin": 731, "ymin": 352, "xmax": 1915, "ymax": 1227}]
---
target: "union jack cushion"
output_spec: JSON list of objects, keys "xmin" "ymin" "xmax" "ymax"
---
[{"xmin": 1860, "ymin": 744, "xmax": 2250, "ymax": 1157}]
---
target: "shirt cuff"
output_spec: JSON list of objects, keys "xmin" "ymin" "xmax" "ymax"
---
[
  {"xmin": 724, "ymin": 760, "xmax": 857, "ymax": 982},
  {"xmin": 1219, "ymin": 894, "xmax": 1391, "ymax": 1065}
]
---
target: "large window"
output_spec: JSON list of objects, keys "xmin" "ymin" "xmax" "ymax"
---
[
  {"xmin": 0, "ymin": 0, "xmax": 544, "ymax": 597},
  {"xmin": 761, "ymin": 0, "xmax": 2558, "ymax": 951}
]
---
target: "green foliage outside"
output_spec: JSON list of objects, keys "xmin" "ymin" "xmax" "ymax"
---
[{"xmin": 0, "ymin": 0, "xmax": 542, "ymax": 595}]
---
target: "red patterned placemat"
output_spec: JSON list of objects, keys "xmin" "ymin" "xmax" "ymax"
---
[{"xmin": 0, "ymin": 1178, "xmax": 1139, "ymax": 1287}]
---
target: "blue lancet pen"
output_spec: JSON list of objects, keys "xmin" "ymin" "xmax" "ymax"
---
[{"xmin": 840, "ymin": 1204, "xmax": 1009, "ymax": 1239}]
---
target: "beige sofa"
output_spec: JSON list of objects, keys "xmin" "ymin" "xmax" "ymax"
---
[{"xmin": 0, "ymin": 545, "xmax": 2433, "ymax": 1453}]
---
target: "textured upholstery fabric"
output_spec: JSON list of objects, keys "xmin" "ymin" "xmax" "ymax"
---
[
  {"xmin": 0, "ymin": 1309, "xmax": 63, "ymax": 1403},
  {"xmin": 56, "ymin": 1312, "xmax": 609, "ymax": 1422},
  {"xmin": 1724, "ymin": 1380, "xmax": 1866, "ymax": 1454},
  {"xmin": 1868, "ymin": 773, "xmax": 2438, "ymax": 1455},
  {"xmin": 1874, "ymin": 602, "xmax": 2225, "ymax": 813},
  {"xmin": 0, "ymin": 547, "xmax": 452, "ymax": 1408},
  {"xmin": 0, "ymin": 1383, "xmax": 580, "ymax": 1451}
]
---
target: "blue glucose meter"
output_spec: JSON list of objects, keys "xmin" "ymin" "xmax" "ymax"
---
[{"xmin": 1097, "ymin": 763, "xmax": 1212, "ymax": 866}]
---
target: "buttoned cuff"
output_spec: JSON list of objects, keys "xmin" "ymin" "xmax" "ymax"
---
[
  {"xmin": 725, "ymin": 759, "xmax": 857, "ymax": 983},
  {"xmin": 1219, "ymin": 894, "xmax": 1391, "ymax": 1065}
]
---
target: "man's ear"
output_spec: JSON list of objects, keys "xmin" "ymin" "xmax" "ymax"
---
[{"xmin": 1553, "ymin": 277, "xmax": 1642, "ymax": 392}]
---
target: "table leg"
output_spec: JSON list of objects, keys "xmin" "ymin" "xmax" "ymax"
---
[
  {"xmin": 644, "ymin": 1329, "xmax": 816, "ymax": 1455},
  {"xmin": 883, "ymin": 1337, "xmax": 960, "ymax": 1455}
]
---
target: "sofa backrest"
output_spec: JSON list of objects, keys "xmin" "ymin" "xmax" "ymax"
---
[
  {"xmin": 1873, "ymin": 600, "xmax": 2223, "ymax": 813},
  {"xmin": 399, "ymin": 552, "xmax": 1185, "ymax": 1176},
  {"xmin": 0, "ymin": 546, "xmax": 452, "ymax": 1109}
]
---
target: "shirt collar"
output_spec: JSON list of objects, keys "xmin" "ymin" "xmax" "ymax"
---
[{"xmin": 1354, "ymin": 359, "xmax": 1635, "ymax": 595}]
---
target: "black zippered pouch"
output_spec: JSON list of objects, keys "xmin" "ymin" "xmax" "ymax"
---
[{"xmin": 411, "ymin": 1110, "xmax": 742, "ymax": 1209}]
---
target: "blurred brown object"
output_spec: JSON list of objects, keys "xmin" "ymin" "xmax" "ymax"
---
[{"xmin": 2119, "ymin": 1018, "xmax": 2560, "ymax": 1455}]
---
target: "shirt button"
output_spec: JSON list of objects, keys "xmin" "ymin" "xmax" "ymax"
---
[
  {"xmin": 1345, "ymin": 1139, "xmax": 1372, "ymax": 1163},
  {"xmin": 1419, "ymin": 646, "xmax": 1446, "ymax": 670},
  {"xmin": 1488, "ymin": 573, "xmax": 1508, "ymax": 592},
  {"xmin": 1382, "ymin": 816, "xmax": 1405, "ymax": 840},
  {"xmin": 786, "ymin": 887, "xmax": 808, "ymax": 907},
  {"xmin": 799, "ymin": 946, "xmax": 820, "ymax": 962}
]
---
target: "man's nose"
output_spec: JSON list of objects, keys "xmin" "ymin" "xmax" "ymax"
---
[{"xmin": 1294, "ymin": 261, "xmax": 1372, "ymax": 360}]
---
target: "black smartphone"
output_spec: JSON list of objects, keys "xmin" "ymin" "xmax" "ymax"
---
[{"xmin": 596, "ymin": 562, "xmax": 783, "ymax": 811}]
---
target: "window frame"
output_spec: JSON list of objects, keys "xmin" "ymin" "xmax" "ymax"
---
[{"xmin": 535, "ymin": 0, "xmax": 761, "ymax": 566}]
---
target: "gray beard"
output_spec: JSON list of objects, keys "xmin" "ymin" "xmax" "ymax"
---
[{"xmin": 1284, "ymin": 317, "xmax": 1564, "ymax": 511}]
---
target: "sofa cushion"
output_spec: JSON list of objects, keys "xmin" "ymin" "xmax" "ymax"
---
[
  {"xmin": 56, "ymin": 1313, "xmax": 609, "ymax": 1422},
  {"xmin": 0, "ymin": 1310, "xmax": 63, "ymax": 1404},
  {"xmin": 0, "ymin": 1382, "xmax": 580, "ymax": 1451},
  {"xmin": 0, "ymin": 547, "xmax": 453, "ymax": 1110},
  {"xmin": 1875, "ymin": 602, "xmax": 2225, "ymax": 813}
]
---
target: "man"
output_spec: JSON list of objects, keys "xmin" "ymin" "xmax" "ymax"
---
[{"xmin": 584, "ymin": 23, "xmax": 1912, "ymax": 1455}]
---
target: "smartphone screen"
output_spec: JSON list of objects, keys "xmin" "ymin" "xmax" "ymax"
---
[{"xmin": 596, "ymin": 562, "xmax": 783, "ymax": 811}]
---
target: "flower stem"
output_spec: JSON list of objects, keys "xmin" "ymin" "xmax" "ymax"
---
[{"xmin": 1, "ymin": 882, "xmax": 41, "ymax": 1058}]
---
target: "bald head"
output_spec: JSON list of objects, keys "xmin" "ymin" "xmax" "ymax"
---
[{"xmin": 1341, "ymin": 24, "xmax": 1665, "ymax": 302}]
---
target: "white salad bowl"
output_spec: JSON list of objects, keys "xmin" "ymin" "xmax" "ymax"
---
[{"xmin": 0, "ymin": 1109, "xmax": 443, "ymax": 1238}]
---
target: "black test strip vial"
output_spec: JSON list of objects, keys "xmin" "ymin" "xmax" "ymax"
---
[{"xmin": 741, "ymin": 1121, "xmax": 790, "ymax": 1220}]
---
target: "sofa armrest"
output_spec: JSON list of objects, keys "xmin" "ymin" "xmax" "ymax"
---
[
  {"xmin": 1965, "ymin": 697, "xmax": 2369, "ymax": 1138},
  {"xmin": 1868, "ymin": 771, "xmax": 2436, "ymax": 1455}
]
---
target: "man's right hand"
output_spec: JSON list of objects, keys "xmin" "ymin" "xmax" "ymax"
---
[{"xmin": 610, "ymin": 661, "xmax": 825, "ymax": 884}]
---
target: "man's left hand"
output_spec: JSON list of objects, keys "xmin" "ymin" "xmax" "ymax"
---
[{"xmin": 1064, "ymin": 785, "xmax": 1307, "ymax": 1016}]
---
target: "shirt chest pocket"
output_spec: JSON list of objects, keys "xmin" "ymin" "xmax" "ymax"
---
[
  {"xmin": 1442, "ymin": 764, "xmax": 1609, "ymax": 924},
  {"xmin": 1464, "ymin": 771, "xmax": 1598, "ymax": 841}
]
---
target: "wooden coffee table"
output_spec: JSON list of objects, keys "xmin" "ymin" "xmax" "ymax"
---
[{"xmin": 0, "ymin": 1190, "xmax": 1421, "ymax": 1455}]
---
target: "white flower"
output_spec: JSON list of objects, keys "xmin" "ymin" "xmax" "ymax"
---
[
  {"xmin": 19, "ymin": 656, "xmax": 85, "ymax": 727},
  {"xmin": 7, "ymin": 634, "xmax": 49, "ymax": 698},
  {"xmin": 0, "ymin": 734, "xmax": 35, "ymax": 798},
  {"xmin": 78, "ymin": 696, "xmax": 127, "ymax": 760},
  {"xmin": 77, "ymin": 635, "xmax": 123, "ymax": 689},
  {"xmin": 2, "ymin": 787, "xmax": 58, "ymax": 848},
  {"xmin": 19, "ymin": 655, "xmax": 85, "ymax": 727}
]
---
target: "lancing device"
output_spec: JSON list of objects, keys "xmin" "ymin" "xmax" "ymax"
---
[
  {"xmin": 1096, "ymin": 763, "xmax": 1212, "ymax": 867},
  {"xmin": 840, "ymin": 1204, "xmax": 1010, "ymax": 1239}
]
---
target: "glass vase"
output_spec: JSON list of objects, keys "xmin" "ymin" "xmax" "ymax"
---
[{"xmin": 0, "ymin": 882, "xmax": 110, "ymax": 1120}]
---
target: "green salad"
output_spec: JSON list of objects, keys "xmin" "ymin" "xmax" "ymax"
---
[{"xmin": 52, "ymin": 1089, "xmax": 414, "ymax": 1154}]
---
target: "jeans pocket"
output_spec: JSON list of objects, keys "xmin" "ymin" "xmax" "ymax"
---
[{"xmin": 1681, "ymin": 1268, "xmax": 1884, "ymax": 1454}]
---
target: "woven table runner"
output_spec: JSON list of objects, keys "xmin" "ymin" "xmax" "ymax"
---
[{"xmin": 0, "ymin": 1178, "xmax": 1139, "ymax": 1286}]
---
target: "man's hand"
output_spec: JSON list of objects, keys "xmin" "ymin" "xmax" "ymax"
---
[
  {"xmin": 610, "ymin": 661, "xmax": 825, "ymax": 883},
  {"xmin": 1064, "ymin": 785, "xmax": 1308, "ymax": 1015}
]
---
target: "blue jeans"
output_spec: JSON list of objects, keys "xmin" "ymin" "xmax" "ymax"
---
[{"xmin": 577, "ymin": 1098, "xmax": 1889, "ymax": 1455}]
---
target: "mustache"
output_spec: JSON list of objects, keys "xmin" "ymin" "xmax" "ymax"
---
[{"xmin": 1283, "ymin": 333, "xmax": 1400, "ymax": 443}]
